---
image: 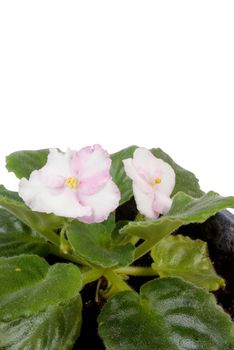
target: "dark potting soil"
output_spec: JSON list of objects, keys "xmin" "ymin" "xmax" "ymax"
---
[{"xmin": 73, "ymin": 199, "xmax": 234, "ymax": 349}]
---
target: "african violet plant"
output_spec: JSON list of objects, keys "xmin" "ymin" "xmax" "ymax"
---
[{"xmin": 1, "ymin": 145, "xmax": 234, "ymax": 349}]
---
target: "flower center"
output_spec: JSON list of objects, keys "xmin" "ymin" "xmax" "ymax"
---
[
  {"xmin": 150, "ymin": 177, "xmax": 162, "ymax": 186},
  {"xmin": 65, "ymin": 177, "xmax": 79, "ymax": 189}
]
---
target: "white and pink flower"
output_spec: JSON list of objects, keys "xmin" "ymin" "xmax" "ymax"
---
[
  {"xmin": 123, "ymin": 147, "xmax": 176, "ymax": 219},
  {"xmin": 19, "ymin": 145, "xmax": 120, "ymax": 223}
]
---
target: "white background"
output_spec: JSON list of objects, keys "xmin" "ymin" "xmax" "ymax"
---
[{"xmin": 0, "ymin": 1, "xmax": 233, "ymax": 211}]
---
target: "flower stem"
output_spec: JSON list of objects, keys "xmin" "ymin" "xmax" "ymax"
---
[
  {"xmin": 82, "ymin": 268, "xmax": 104, "ymax": 286},
  {"xmin": 49, "ymin": 244, "xmax": 87, "ymax": 265},
  {"xmin": 59, "ymin": 225, "xmax": 71, "ymax": 254},
  {"xmin": 134, "ymin": 238, "xmax": 156, "ymax": 261},
  {"xmin": 104, "ymin": 269, "xmax": 132, "ymax": 293},
  {"xmin": 40, "ymin": 230, "xmax": 60, "ymax": 246},
  {"xmin": 115, "ymin": 266, "xmax": 157, "ymax": 277}
]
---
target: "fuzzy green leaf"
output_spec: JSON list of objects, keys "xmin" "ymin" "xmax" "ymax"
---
[
  {"xmin": 0, "ymin": 296, "xmax": 82, "ymax": 350},
  {"xmin": 0, "ymin": 208, "xmax": 50, "ymax": 257},
  {"xmin": 98, "ymin": 277, "xmax": 234, "ymax": 350},
  {"xmin": 0, "ymin": 185, "xmax": 63, "ymax": 245},
  {"xmin": 0, "ymin": 255, "xmax": 82, "ymax": 322},
  {"xmin": 67, "ymin": 220, "xmax": 135, "ymax": 268},
  {"xmin": 121, "ymin": 191, "xmax": 234, "ymax": 241},
  {"xmin": 111, "ymin": 146, "xmax": 137, "ymax": 205},
  {"xmin": 151, "ymin": 235, "xmax": 225, "ymax": 291},
  {"xmin": 6, "ymin": 149, "xmax": 49, "ymax": 179}
]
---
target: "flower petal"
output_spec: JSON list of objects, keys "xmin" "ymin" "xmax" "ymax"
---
[
  {"xmin": 133, "ymin": 148, "xmax": 175, "ymax": 195},
  {"xmin": 133, "ymin": 183, "xmax": 157, "ymax": 219},
  {"xmin": 19, "ymin": 170, "xmax": 91, "ymax": 218},
  {"xmin": 123, "ymin": 159, "xmax": 152, "ymax": 193},
  {"xmin": 72, "ymin": 144, "xmax": 111, "ymax": 182},
  {"xmin": 40, "ymin": 148, "xmax": 75, "ymax": 188},
  {"xmin": 153, "ymin": 191, "xmax": 173, "ymax": 215},
  {"xmin": 154, "ymin": 160, "xmax": 175, "ymax": 196},
  {"xmin": 133, "ymin": 147, "xmax": 160, "ymax": 180},
  {"xmin": 133, "ymin": 148, "xmax": 175, "ymax": 196},
  {"xmin": 78, "ymin": 171, "xmax": 110, "ymax": 195},
  {"xmin": 77, "ymin": 179, "xmax": 120, "ymax": 223}
]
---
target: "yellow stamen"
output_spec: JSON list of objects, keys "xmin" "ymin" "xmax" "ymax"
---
[
  {"xmin": 15, "ymin": 268, "xmax": 21, "ymax": 272},
  {"xmin": 150, "ymin": 177, "xmax": 162, "ymax": 186},
  {"xmin": 154, "ymin": 177, "xmax": 161, "ymax": 184},
  {"xmin": 65, "ymin": 177, "xmax": 79, "ymax": 189}
]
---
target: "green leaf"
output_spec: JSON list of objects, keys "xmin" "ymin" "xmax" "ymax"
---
[
  {"xmin": 67, "ymin": 220, "xmax": 135, "ymax": 268},
  {"xmin": 104, "ymin": 212, "xmax": 116, "ymax": 234},
  {"xmin": 151, "ymin": 235, "xmax": 225, "ymax": 291},
  {"xmin": 151, "ymin": 148, "xmax": 204, "ymax": 197},
  {"xmin": 111, "ymin": 220, "xmax": 131, "ymax": 245},
  {"xmin": 168, "ymin": 191, "xmax": 234, "ymax": 219},
  {"xmin": 0, "ymin": 185, "xmax": 63, "ymax": 245},
  {"xmin": 111, "ymin": 146, "xmax": 137, "ymax": 205},
  {"xmin": 121, "ymin": 191, "xmax": 234, "ymax": 241},
  {"xmin": 0, "ymin": 255, "xmax": 82, "ymax": 321},
  {"xmin": 98, "ymin": 277, "xmax": 234, "ymax": 350},
  {"xmin": 0, "ymin": 208, "xmax": 50, "ymax": 257},
  {"xmin": 0, "ymin": 295, "xmax": 82, "ymax": 350},
  {"xmin": 6, "ymin": 149, "xmax": 49, "ymax": 179}
]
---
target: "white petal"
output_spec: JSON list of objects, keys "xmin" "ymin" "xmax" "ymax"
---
[
  {"xmin": 133, "ymin": 183, "xmax": 158, "ymax": 219},
  {"xmin": 19, "ymin": 171, "xmax": 91, "ymax": 218},
  {"xmin": 133, "ymin": 148, "xmax": 175, "ymax": 196},
  {"xmin": 133, "ymin": 148, "xmax": 160, "ymax": 180},
  {"xmin": 155, "ymin": 160, "xmax": 176, "ymax": 196},
  {"xmin": 40, "ymin": 148, "xmax": 75, "ymax": 185},
  {"xmin": 153, "ymin": 191, "xmax": 173, "ymax": 215},
  {"xmin": 123, "ymin": 159, "xmax": 152, "ymax": 193},
  {"xmin": 78, "ymin": 179, "xmax": 120, "ymax": 223},
  {"xmin": 72, "ymin": 144, "xmax": 111, "ymax": 180}
]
